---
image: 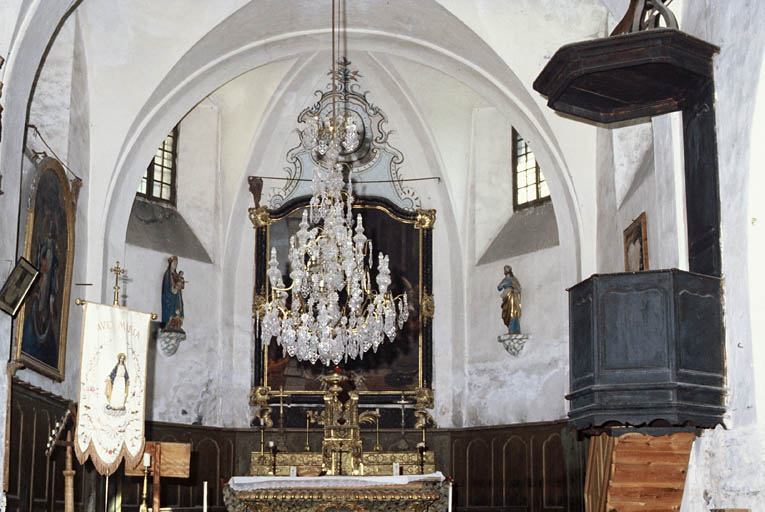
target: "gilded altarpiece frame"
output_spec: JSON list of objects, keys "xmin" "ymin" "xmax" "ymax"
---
[{"xmin": 250, "ymin": 197, "xmax": 435, "ymax": 428}]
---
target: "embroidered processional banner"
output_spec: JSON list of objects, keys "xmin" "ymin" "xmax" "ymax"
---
[{"xmin": 74, "ymin": 301, "xmax": 151, "ymax": 475}]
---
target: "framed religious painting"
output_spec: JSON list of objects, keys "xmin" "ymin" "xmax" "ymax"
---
[
  {"xmin": 14, "ymin": 158, "xmax": 76, "ymax": 381},
  {"xmin": 624, "ymin": 212, "xmax": 648, "ymax": 272},
  {"xmin": 0, "ymin": 257, "xmax": 39, "ymax": 317},
  {"xmin": 249, "ymin": 196, "xmax": 435, "ymax": 428}
]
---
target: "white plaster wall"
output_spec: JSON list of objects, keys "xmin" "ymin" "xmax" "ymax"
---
[
  {"xmin": 472, "ymin": 107, "xmax": 514, "ymax": 262},
  {"xmin": 176, "ymin": 99, "xmax": 220, "ymax": 259},
  {"xmin": 750, "ymin": 43, "xmax": 765, "ymax": 433},
  {"xmin": 26, "ymin": 20, "xmax": 74, "ymax": 165},
  {"xmin": 75, "ymin": 0, "xmax": 246, "ymax": 305},
  {"xmin": 464, "ymin": 245, "xmax": 567, "ymax": 426},
  {"xmin": 386, "ymin": 58, "xmax": 487, "ymax": 244},
  {"xmin": 209, "ymin": 60, "xmax": 297, "ymax": 221},
  {"xmin": 595, "ymin": 116, "xmax": 688, "ymax": 274},
  {"xmin": 124, "ymin": 244, "xmax": 220, "ymax": 425},
  {"xmin": 679, "ymin": 1, "xmax": 765, "ymax": 509},
  {"xmin": 121, "ymin": 95, "xmax": 223, "ymax": 425},
  {"xmin": 436, "ymin": 0, "xmax": 609, "ymax": 279}
]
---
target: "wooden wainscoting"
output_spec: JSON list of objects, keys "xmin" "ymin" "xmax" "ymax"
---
[
  {"xmin": 8, "ymin": 381, "xmax": 587, "ymax": 511},
  {"xmin": 7, "ymin": 380, "xmax": 238, "ymax": 512},
  {"xmin": 7, "ymin": 379, "xmax": 91, "ymax": 512},
  {"xmin": 450, "ymin": 420, "xmax": 588, "ymax": 512}
]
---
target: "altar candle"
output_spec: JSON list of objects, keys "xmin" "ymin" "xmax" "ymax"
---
[
  {"xmin": 448, "ymin": 481, "xmax": 453, "ymax": 512},
  {"xmin": 143, "ymin": 452, "xmax": 151, "ymax": 467},
  {"xmin": 203, "ymin": 481, "xmax": 208, "ymax": 512}
]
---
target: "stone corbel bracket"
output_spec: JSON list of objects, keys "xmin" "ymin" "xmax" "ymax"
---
[{"xmin": 497, "ymin": 333, "xmax": 530, "ymax": 357}]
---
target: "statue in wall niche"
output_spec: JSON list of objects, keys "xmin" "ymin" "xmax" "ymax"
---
[
  {"xmin": 498, "ymin": 265, "xmax": 522, "ymax": 334},
  {"xmin": 158, "ymin": 256, "xmax": 186, "ymax": 357},
  {"xmin": 496, "ymin": 265, "xmax": 529, "ymax": 356},
  {"xmin": 162, "ymin": 256, "xmax": 185, "ymax": 329}
]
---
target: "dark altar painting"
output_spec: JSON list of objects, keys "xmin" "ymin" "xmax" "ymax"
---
[
  {"xmin": 255, "ymin": 198, "xmax": 433, "ymax": 399},
  {"xmin": 15, "ymin": 159, "xmax": 75, "ymax": 381}
]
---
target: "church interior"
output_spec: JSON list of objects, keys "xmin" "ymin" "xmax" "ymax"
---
[{"xmin": 0, "ymin": 1, "xmax": 764, "ymax": 511}]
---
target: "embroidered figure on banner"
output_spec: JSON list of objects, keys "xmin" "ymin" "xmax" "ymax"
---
[
  {"xmin": 105, "ymin": 352, "xmax": 129, "ymax": 413},
  {"xmin": 74, "ymin": 300, "xmax": 152, "ymax": 476},
  {"xmin": 496, "ymin": 265, "xmax": 530, "ymax": 356}
]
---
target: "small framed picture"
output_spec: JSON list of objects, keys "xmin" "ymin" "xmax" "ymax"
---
[
  {"xmin": 624, "ymin": 212, "xmax": 648, "ymax": 272},
  {"xmin": 0, "ymin": 257, "xmax": 40, "ymax": 317}
]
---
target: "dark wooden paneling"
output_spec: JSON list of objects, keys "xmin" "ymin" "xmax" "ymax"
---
[
  {"xmin": 540, "ymin": 434, "xmax": 565, "ymax": 510},
  {"xmin": 467, "ymin": 439, "xmax": 492, "ymax": 507},
  {"xmin": 10, "ymin": 382, "xmax": 586, "ymax": 512},
  {"xmin": 451, "ymin": 421, "xmax": 587, "ymax": 512},
  {"xmin": 8, "ymin": 381, "xmax": 236, "ymax": 512},
  {"xmin": 503, "ymin": 436, "xmax": 530, "ymax": 510},
  {"xmin": 568, "ymin": 270, "xmax": 725, "ymax": 430},
  {"xmin": 684, "ymin": 80, "xmax": 721, "ymax": 277},
  {"xmin": 8, "ymin": 381, "xmax": 89, "ymax": 512}
]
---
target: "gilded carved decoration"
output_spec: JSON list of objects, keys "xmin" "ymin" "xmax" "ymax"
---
[
  {"xmin": 421, "ymin": 293, "xmax": 435, "ymax": 323},
  {"xmin": 248, "ymin": 206, "xmax": 272, "ymax": 228},
  {"xmin": 414, "ymin": 209, "xmax": 436, "ymax": 230},
  {"xmin": 413, "ymin": 387, "xmax": 435, "ymax": 430},
  {"xmin": 223, "ymin": 482, "xmax": 443, "ymax": 512},
  {"xmin": 267, "ymin": 59, "xmax": 422, "ymax": 212},
  {"xmin": 251, "ymin": 198, "xmax": 435, "ymax": 425},
  {"xmin": 249, "ymin": 386, "xmax": 274, "ymax": 428},
  {"xmin": 252, "ymin": 293, "xmax": 266, "ymax": 317}
]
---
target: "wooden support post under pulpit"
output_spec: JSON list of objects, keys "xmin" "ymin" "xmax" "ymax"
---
[{"xmin": 126, "ymin": 442, "xmax": 191, "ymax": 511}]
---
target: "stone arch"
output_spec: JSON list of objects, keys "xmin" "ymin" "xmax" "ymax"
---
[{"xmin": 98, "ymin": 0, "xmax": 584, "ymax": 303}]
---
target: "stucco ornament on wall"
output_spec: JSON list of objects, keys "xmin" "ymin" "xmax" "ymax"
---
[
  {"xmin": 496, "ymin": 265, "xmax": 529, "ymax": 356},
  {"xmin": 267, "ymin": 58, "xmax": 420, "ymax": 211}
]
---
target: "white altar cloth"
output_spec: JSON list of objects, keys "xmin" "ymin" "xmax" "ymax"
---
[{"xmin": 228, "ymin": 472, "xmax": 444, "ymax": 491}]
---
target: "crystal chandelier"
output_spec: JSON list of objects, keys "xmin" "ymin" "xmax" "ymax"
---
[
  {"xmin": 260, "ymin": 164, "xmax": 409, "ymax": 365},
  {"xmin": 258, "ymin": 0, "xmax": 409, "ymax": 366},
  {"xmin": 299, "ymin": 0, "xmax": 359, "ymax": 171}
]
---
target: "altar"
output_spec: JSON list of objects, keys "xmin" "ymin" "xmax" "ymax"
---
[{"xmin": 223, "ymin": 473, "xmax": 448, "ymax": 512}]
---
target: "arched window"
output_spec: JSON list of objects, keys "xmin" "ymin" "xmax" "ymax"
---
[
  {"xmin": 512, "ymin": 128, "xmax": 550, "ymax": 209},
  {"xmin": 138, "ymin": 126, "xmax": 178, "ymax": 205}
]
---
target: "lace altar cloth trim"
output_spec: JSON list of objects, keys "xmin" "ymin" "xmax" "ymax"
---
[{"xmin": 228, "ymin": 472, "xmax": 444, "ymax": 491}]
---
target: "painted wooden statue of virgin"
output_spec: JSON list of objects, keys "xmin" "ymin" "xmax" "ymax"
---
[{"xmin": 161, "ymin": 256, "xmax": 185, "ymax": 330}]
